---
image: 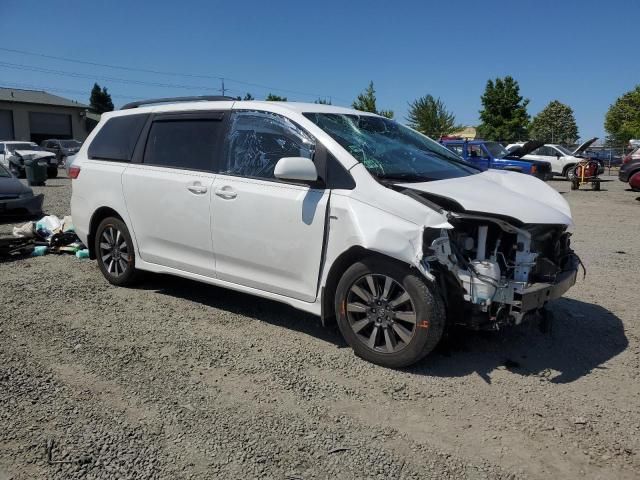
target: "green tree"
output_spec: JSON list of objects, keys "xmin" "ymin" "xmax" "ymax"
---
[
  {"xmin": 243, "ymin": 93, "xmax": 254, "ymax": 100},
  {"xmin": 265, "ymin": 93, "xmax": 287, "ymax": 101},
  {"xmin": 89, "ymin": 83, "xmax": 114, "ymax": 113},
  {"xmin": 476, "ymin": 76, "xmax": 529, "ymax": 142},
  {"xmin": 315, "ymin": 98, "xmax": 332, "ymax": 104},
  {"xmin": 352, "ymin": 81, "xmax": 394, "ymax": 118},
  {"xmin": 529, "ymin": 100, "xmax": 579, "ymax": 144},
  {"xmin": 604, "ymin": 85, "xmax": 640, "ymax": 146},
  {"xmin": 406, "ymin": 95, "xmax": 459, "ymax": 138}
]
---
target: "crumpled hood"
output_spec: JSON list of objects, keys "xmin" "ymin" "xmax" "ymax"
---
[
  {"xmin": 398, "ymin": 170, "xmax": 573, "ymax": 225},
  {"xmin": 13, "ymin": 150, "xmax": 56, "ymax": 160}
]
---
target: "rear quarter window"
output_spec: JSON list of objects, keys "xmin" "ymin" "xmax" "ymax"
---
[{"xmin": 88, "ymin": 114, "xmax": 149, "ymax": 161}]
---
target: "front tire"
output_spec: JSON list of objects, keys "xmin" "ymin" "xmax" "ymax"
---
[
  {"xmin": 565, "ymin": 164, "xmax": 576, "ymax": 181},
  {"xmin": 335, "ymin": 257, "xmax": 445, "ymax": 368},
  {"xmin": 94, "ymin": 217, "xmax": 140, "ymax": 286}
]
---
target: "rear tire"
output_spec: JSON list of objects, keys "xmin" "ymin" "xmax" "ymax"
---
[
  {"xmin": 94, "ymin": 217, "xmax": 141, "ymax": 286},
  {"xmin": 334, "ymin": 257, "xmax": 445, "ymax": 368}
]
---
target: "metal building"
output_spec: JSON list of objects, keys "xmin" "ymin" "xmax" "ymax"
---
[{"xmin": 0, "ymin": 87, "xmax": 95, "ymax": 143}]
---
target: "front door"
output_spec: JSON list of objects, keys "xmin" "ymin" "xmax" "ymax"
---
[
  {"xmin": 527, "ymin": 146, "xmax": 563, "ymax": 174},
  {"xmin": 122, "ymin": 113, "xmax": 224, "ymax": 277},
  {"xmin": 467, "ymin": 144, "xmax": 491, "ymax": 170},
  {"xmin": 211, "ymin": 110, "xmax": 329, "ymax": 302}
]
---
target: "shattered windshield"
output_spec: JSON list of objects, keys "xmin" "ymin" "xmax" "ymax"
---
[{"xmin": 304, "ymin": 113, "xmax": 478, "ymax": 181}]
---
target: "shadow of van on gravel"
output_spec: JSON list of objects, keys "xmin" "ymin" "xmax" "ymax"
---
[
  {"xmin": 141, "ymin": 274, "xmax": 627, "ymax": 384},
  {"xmin": 413, "ymin": 297, "xmax": 628, "ymax": 384}
]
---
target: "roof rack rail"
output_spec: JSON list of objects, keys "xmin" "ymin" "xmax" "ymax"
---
[{"xmin": 120, "ymin": 95, "xmax": 236, "ymax": 110}]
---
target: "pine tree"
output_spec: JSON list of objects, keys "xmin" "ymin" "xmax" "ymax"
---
[
  {"xmin": 406, "ymin": 95, "xmax": 458, "ymax": 138},
  {"xmin": 476, "ymin": 76, "xmax": 529, "ymax": 142},
  {"xmin": 352, "ymin": 81, "xmax": 394, "ymax": 118},
  {"xmin": 89, "ymin": 83, "xmax": 114, "ymax": 113},
  {"xmin": 265, "ymin": 93, "xmax": 287, "ymax": 101}
]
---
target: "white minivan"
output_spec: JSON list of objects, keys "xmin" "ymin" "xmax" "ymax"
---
[{"xmin": 71, "ymin": 97, "xmax": 580, "ymax": 367}]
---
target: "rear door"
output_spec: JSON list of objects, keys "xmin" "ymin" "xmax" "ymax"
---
[
  {"xmin": 122, "ymin": 111, "xmax": 225, "ymax": 277},
  {"xmin": 210, "ymin": 110, "xmax": 329, "ymax": 302}
]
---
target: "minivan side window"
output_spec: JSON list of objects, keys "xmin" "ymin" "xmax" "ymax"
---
[
  {"xmin": 221, "ymin": 111, "xmax": 316, "ymax": 180},
  {"xmin": 88, "ymin": 114, "xmax": 149, "ymax": 161},
  {"xmin": 143, "ymin": 119, "xmax": 221, "ymax": 171}
]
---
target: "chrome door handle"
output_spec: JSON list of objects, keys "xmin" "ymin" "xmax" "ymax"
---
[
  {"xmin": 187, "ymin": 184, "xmax": 208, "ymax": 194},
  {"xmin": 215, "ymin": 187, "xmax": 237, "ymax": 200}
]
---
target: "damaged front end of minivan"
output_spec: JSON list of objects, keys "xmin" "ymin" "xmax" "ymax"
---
[{"xmin": 399, "ymin": 189, "xmax": 581, "ymax": 330}]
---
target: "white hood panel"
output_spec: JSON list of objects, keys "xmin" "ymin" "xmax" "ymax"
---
[
  {"xmin": 13, "ymin": 150, "xmax": 56, "ymax": 160},
  {"xmin": 399, "ymin": 170, "xmax": 573, "ymax": 225}
]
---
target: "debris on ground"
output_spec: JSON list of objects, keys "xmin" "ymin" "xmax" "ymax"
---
[
  {"xmin": 0, "ymin": 236, "xmax": 35, "ymax": 258},
  {"xmin": 7, "ymin": 214, "xmax": 87, "ymax": 258}
]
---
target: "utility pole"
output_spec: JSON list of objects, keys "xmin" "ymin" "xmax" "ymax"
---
[{"xmin": 220, "ymin": 78, "xmax": 225, "ymax": 96}]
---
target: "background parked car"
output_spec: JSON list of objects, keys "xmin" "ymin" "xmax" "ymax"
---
[
  {"xmin": 0, "ymin": 161, "xmax": 44, "ymax": 217},
  {"xmin": 41, "ymin": 139, "xmax": 82, "ymax": 166},
  {"xmin": 583, "ymin": 148, "xmax": 622, "ymax": 166},
  {"xmin": 441, "ymin": 138, "xmax": 552, "ymax": 180},
  {"xmin": 507, "ymin": 137, "xmax": 600, "ymax": 180},
  {"xmin": 0, "ymin": 141, "xmax": 59, "ymax": 178},
  {"xmin": 619, "ymin": 146, "xmax": 640, "ymax": 191}
]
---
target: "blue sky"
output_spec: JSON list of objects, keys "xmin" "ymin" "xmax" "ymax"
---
[{"xmin": 1, "ymin": 0, "xmax": 638, "ymax": 140}]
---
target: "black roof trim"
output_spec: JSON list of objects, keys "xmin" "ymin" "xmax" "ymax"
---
[{"xmin": 120, "ymin": 96, "xmax": 236, "ymax": 110}]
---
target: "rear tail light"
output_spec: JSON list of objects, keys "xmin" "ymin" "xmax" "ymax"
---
[
  {"xmin": 531, "ymin": 165, "xmax": 538, "ymax": 174},
  {"xmin": 69, "ymin": 165, "xmax": 81, "ymax": 179}
]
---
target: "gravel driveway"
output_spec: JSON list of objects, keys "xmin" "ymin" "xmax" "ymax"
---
[{"xmin": 1, "ymin": 173, "xmax": 638, "ymax": 479}]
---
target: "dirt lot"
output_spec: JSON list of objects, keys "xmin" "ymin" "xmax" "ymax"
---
[{"xmin": 1, "ymin": 172, "xmax": 638, "ymax": 480}]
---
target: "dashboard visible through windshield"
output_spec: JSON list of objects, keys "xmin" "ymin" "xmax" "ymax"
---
[{"xmin": 304, "ymin": 113, "xmax": 479, "ymax": 182}]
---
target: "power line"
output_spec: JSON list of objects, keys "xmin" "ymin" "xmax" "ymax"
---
[
  {"xmin": 0, "ymin": 61, "xmax": 221, "ymax": 92},
  {"xmin": 0, "ymin": 80, "xmax": 245, "ymax": 100},
  {"xmin": 0, "ymin": 46, "xmax": 345, "ymax": 102}
]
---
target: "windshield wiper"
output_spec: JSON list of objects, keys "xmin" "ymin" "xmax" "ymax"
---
[{"xmin": 375, "ymin": 172, "xmax": 434, "ymax": 183}]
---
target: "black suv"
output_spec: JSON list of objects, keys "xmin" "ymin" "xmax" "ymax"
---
[{"xmin": 41, "ymin": 139, "xmax": 82, "ymax": 165}]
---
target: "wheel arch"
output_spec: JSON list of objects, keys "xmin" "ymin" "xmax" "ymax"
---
[
  {"xmin": 321, "ymin": 246, "xmax": 418, "ymax": 326},
  {"xmin": 562, "ymin": 163, "xmax": 576, "ymax": 176},
  {"xmin": 87, "ymin": 207, "xmax": 125, "ymax": 260}
]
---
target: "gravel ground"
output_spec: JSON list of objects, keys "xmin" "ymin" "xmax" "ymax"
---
[{"xmin": 1, "ymin": 172, "xmax": 639, "ymax": 480}]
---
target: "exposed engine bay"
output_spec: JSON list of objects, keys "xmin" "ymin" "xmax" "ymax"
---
[{"xmin": 400, "ymin": 187, "xmax": 582, "ymax": 329}]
